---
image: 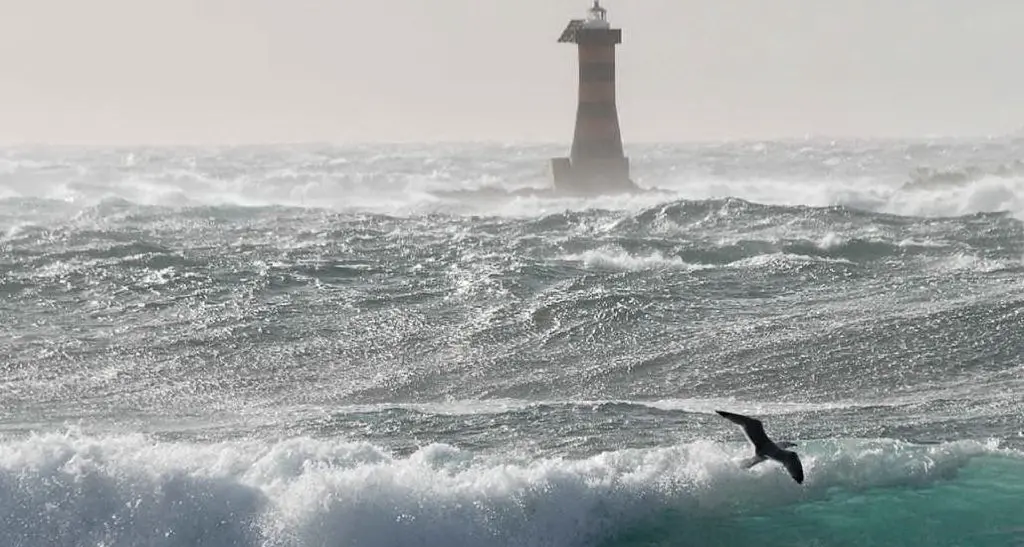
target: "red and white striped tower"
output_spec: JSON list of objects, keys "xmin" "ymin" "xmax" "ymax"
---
[{"xmin": 551, "ymin": 1, "xmax": 637, "ymax": 194}]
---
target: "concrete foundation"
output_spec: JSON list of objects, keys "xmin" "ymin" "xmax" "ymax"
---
[{"xmin": 550, "ymin": 156, "xmax": 638, "ymax": 195}]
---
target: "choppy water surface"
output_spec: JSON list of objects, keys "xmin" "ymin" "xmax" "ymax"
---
[{"xmin": 1, "ymin": 139, "xmax": 1023, "ymax": 546}]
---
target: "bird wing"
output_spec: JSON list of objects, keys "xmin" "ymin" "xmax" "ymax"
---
[
  {"xmin": 777, "ymin": 450, "xmax": 804, "ymax": 484},
  {"xmin": 716, "ymin": 410, "xmax": 770, "ymax": 448}
]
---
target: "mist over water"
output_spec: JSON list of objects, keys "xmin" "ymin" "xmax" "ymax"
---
[{"xmin": 1, "ymin": 138, "xmax": 1023, "ymax": 546}]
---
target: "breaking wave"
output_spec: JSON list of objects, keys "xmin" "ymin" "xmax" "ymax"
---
[{"xmin": 0, "ymin": 431, "xmax": 1020, "ymax": 547}]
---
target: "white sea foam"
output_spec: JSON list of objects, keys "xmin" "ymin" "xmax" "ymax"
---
[
  {"xmin": 0, "ymin": 430, "xmax": 1012, "ymax": 547},
  {"xmin": 1, "ymin": 142, "xmax": 1023, "ymax": 220},
  {"xmin": 561, "ymin": 247, "xmax": 712, "ymax": 272},
  {"xmin": 557, "ymin": 246, "xmax": 854, "ymax": 273}
]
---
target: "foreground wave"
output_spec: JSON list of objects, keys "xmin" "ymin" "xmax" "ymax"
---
[{"xmin": 1, "ymin": 431, "xmax": 1021, "ymax": 547}]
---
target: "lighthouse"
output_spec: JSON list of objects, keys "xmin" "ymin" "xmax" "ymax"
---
[{"xmin": 551, "ymin": 1, "xmax": 638, "ymax": 195}]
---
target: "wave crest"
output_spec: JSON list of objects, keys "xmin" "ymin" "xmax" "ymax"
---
[{"xmin": 0, "ymin": 431, "xmax": 1016, "ymax": 547}]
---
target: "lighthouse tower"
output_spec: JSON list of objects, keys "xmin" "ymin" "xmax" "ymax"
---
[{"xmin": 551, "ymin": 1, "xmax": 637, "ymax": 195}]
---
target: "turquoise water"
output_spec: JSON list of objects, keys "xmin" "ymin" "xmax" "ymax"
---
[{"xmin": 610, "ymin": 449, "xmax": 1024, "ymax": 546}]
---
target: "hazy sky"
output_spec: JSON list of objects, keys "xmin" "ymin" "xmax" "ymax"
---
[{"xmin": 2, "ymin": 0, "xmax": 1023, "ymax": 144}]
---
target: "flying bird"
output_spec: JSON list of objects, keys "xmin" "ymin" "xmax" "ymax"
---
[{"xmin": 716, "ymin": 409, "xmax": 804, "ymax": 484}]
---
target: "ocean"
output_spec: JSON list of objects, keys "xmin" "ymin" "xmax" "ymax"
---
[{"xmin": 1, "ymin": 138, "xmax": 1022, "ymax": 546}]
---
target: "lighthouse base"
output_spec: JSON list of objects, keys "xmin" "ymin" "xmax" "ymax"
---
[{"xmin": 550, "ymin": 157, "xmax": 639, "ymax": 196}]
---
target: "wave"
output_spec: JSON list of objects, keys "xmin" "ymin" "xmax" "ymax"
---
[
  {"xmin": 6, "ymin": 195, "xmax": 1018, "ymax": 310},
  {"xmin": 4, "ymin": 141, "xmax": 1024, "ymax": 220},
  {"xmin": 901, "ymin": 160, "xmax": 1024, "ymax": 190},
  {"xmin": 560, "ymin": 245, "xmax": 858, "ymax": 271},
  {"xmin": 0, "ymin": 431, "xmax": 1019, "ymax": 547},
  {"xmin": 533, "ymin": 198, "xmax": 1021, "ymax": 274},
  {"xmin": 554, "ymin": 243, "xmax": 1020, "ymax": 276},
  {"xmin": 284, "ymin": 397, "xmax": 895, "ymax": 420}
]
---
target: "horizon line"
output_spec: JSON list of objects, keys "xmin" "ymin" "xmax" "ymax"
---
[{"xmin": 2, "ymin": 132, "xmax": 1021, "ymax": 149}]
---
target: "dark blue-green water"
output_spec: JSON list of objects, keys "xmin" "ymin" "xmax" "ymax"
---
[{"xmin": 1, "ymin": 141, "xmax": 1022, "ymax": 546}]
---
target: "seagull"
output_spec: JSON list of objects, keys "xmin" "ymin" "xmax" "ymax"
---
[{"xmin": 716, "ymin": 409, "xmax": 804, "ymax": 484}]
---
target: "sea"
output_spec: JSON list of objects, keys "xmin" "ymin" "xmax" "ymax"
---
[{"xmin": 1, "ymin": 138, "xmax": 1023, "ymax": 547}]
